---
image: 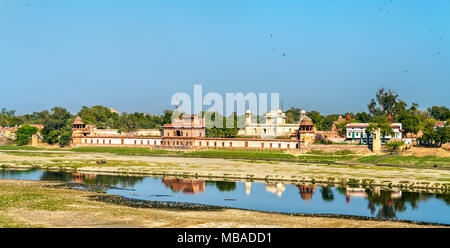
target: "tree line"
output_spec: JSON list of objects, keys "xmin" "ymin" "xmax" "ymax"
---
[{"xmin": 1, "ymin": 88, "xmax": 449, "ymax": 146}]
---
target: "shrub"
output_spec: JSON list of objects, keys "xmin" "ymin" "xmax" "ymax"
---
[
  {"xmin": 385, "ymin": 141, "xmax": 405, "ymax": 150},
  {"xmin": 15, "ymin": 125, "xmax": 39, "ymax": 146}
]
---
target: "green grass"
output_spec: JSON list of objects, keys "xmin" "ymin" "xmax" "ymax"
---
[
  {"xmin": 374, "ymin": 155, "xmax": 450, "ymax": 167},
  {"xmin": 357, "ymin": 155, "xmax": 385, "ymax": 163},
  {"xmin": 307, "ymin": 150, "xmax": 354, "ymax": 155},
  {"xmin": 70, "ymin": 147, "xmax": 172, "ymax": 155},
  {"xmin": 3, "ymin": 145, "xmax": 450, "ymax": 168},
  {"xmin": 1, "ymin": 151, "xmax": 67, "ymax": 157},
  {"xmin": 0, "ymin": 145, "xmax": 42, "ymax": 151},
  {"xmin": 184, "ymin": 149, "xmax": 297, "ymax": 160}
]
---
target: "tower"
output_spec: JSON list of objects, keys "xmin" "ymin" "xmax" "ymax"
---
[
  {"xmin": 372, "ymin": 128, "xmax": 381, "ymax": 153},
  {"xmin": 245, "ymin": 110, "xmax": 253, "ymax": 125}
]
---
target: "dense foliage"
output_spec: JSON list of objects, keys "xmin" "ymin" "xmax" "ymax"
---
[{"xmin": 15, "ymin": 125, "xmax": 39, "ymax": 146}]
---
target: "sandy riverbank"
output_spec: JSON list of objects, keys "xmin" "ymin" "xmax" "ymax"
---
[{"xmin": 0, "ymin": 179, "xmax": 442, "ymax": 228}]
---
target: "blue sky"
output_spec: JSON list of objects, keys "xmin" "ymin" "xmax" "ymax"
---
[{"xmin": 0, "ymin": 0, "xmax": 449, "ymax": 115}]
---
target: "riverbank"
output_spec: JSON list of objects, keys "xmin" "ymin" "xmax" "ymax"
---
[
  {"xmin": 0, "ymin": 148, "xmax": 449, "ymax": 191},
  {"xmin": 0, "ymin": 179, "xmax": 442, "ymax": 228},
  {"xmin": 1, "ymin": 145, "xmax": 449, "ymax": 168}
]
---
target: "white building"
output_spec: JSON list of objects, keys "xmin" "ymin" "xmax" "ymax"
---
[
  {"xmin": 345, "ymin": 123, "xmax": 403, "ymax": 144},
  {"xmin": 239, "ymin": 109, "xmax": 298, "ymax": 138}
]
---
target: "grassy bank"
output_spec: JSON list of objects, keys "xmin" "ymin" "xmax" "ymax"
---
[
  {"xmin": 63, "ymin": 147, "xmax": 450, "ymax": 168},
  {"xmin": 1, "ymin": 145, "xmax": 449, "ymax": 168}
]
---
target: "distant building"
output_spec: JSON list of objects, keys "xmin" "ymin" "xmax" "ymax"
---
[
  {"xmin": 72, "ymin": 116, "xmax": 162, "ymax": 138},
  {"xmin": 240, "ymin": 109, "xmax": 298, "ymax": 137},
  {"xmin": 434, "ymin": 121, "xmax": 447, "ymax": 128},
  {"xmin": 161, "ymin": 114, "xmax": 206, "ymax": 148},
  {"xmin": 345, "ymin": 123, "xmax": 403, "ymax": 144},
  {"xmin": 0, "ymin": 124, "xmax": 43, "ymax": 141},
  {"xmin": 162, "ymin": 115, "xmax": 205, "ymax": 138},
  {"xmin": 109, "ymin": 107, "xmax": 119, "ymax": 114},
  {"xmin": 0, "ymin": 127, "xmax": 18, "ymax": 140},
  {"xmin": 291, "ymin": 110, "xmax": 316, "ymax": 144}
]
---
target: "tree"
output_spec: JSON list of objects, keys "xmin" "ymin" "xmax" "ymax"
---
[
  {"xmin": 428, "ymin": 106, "xmax": 450, "ymax": 121},
  {"xmin": 205, "ymin": 112, "xmax": 240, "ymax": 138},
  {"xmin": 285, "ymin": 107, "xmax": 301, "ymax": 123},
  {"xmin": 58, "ymin": 131, "xmax": 73, "ymax": 147},
  {"xmin": 417, "ymin": 122, "xmax": 449, "ymax": 147},
  {"xmin": 307, "ymin": 111, "xmax": 323, "ymax": 130},
  {"xmin": 365, "ymin": 116, "xmax": 394, "ymax": 143},
  {"xmin": 0, "ymin": 108, "xmax": 23, "ymax": 127},
  {"xmin": 368, "ymin": 88, "xmax": 406, "ymax": 118},
  {"xmin": 78, "ymin": 105, "xmax": 120, "ymax": 128},
  {"xmin": 15, "ymin": 125, "xmax": 39, "ymax": 146},
  {"xmin": 356, "ymin": 112, "xmax": 372, "ymax": 123},
  {"xmin": 397, "ymin": 112, "xmax": 421, "ymax": 134},
  {"xmin": 435, "ymin": 127, "xmax": 449, "ymax": 146},
  {"xmin": 41, "ymin": 107, "xmax": 73, "ymax": 144}
]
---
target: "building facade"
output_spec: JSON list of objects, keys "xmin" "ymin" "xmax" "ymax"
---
[
  {"xmin": 72, "ymin": 115, "xmax": 302, "ymax": 150},
  {"xmin": 240, "ymin": 109, "xmax": 299, "ymax": 137},
  {"xmin": 345, "ymin": 123, "xmax": 403, "ymax": 144}
]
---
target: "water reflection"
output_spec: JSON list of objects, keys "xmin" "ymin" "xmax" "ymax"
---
[
  {"xmin": 1, "ymin": 168, "xmax": 449, "ymax": 224},
  {"xmin": 245, "ymin": 182, "xmax": 251, "ymax": 195},
  {"xmin": 265, "ymin": 183, "xmax": 286, "ymax": 197},
  {"xmin": 341, "ymin": 188, "xmax": 437, "ymax": 220},
  {"xmin": 205, "ymin": 181, "xmax": 237, "ymax": 192},
  {"xmin": 297, "ymin": 185, "xmax": 316, "ymax": 202},
  {"xmin": 39, "ymin": 171, "xmax": 144, "ymax": 188},
  {"xmin": 320, "ymin": 187, "xmax": 334, "ymax": 202},
  {"xmin": 162, "ymin": 178, "xmax": 205, "ymax": 194}
]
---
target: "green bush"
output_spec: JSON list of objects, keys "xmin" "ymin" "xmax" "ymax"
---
[
  {"xmin": 385, "ymin": 141, "xmax": 405, "ymax": 150},
  {"xmin": 58, "ymin": 131, "xmax": 73, "ymax": 147},
  {"xmin": 15, "ymin": 125, "xmax": 39, "ymax": 146}
]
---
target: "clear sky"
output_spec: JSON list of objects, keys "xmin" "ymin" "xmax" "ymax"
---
[{"xmin": 0, "ymin": 0, "xmax": 449, "ymax": 115}]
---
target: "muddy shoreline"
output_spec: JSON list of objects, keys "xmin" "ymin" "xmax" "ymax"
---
[
  {"xmin": 45, "ymin": 181, "xmax": 450, "ymax": 227},
  {"xmin": 1, "ymin": 179, "xmax": 446, "ymax": 228}
]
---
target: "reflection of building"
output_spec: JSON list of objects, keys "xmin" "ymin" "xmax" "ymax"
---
[
  {"xmin": 245, "ymin": 182, "xmax": 252, "ymax": 195},
  {"xmin": 265, "ymin": 183, "xmax": 286, "ymax": 197},
  {"xmin": 345, "ymin": 188, "xmax": 367, "ymax": 204},
  {"xmin": 346, "ymin": 188, "xmax": 402, "ymax": 204},
  {"xmin": 71, "ymin": 173, "xmax": 97, "ymax": 183},
  {"xmin": 297, "ymin": 185, "xmax": 316, "ymax": 202},
  {"xmin": 162, "ymin": 178, "xmax": 205, "ymax": 194},
  {"xmin": 346, "ymin": 188, "xmax": 367, "ymax": 197},
  {"xmin": 241, "ymin": 109, "xmax": 299, "ymax": 137}
]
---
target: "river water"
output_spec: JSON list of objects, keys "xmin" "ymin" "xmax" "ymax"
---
[{"xmin": 1, "ymin": 168, "xmax": 449, "ymax": 225}]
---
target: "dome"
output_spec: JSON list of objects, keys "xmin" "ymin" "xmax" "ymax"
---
[
  {"xmin": 73, "ymin": 116, "xmax": 84, "ymax": 125},
  {"xmin": 300, "ymin": 115, "xmax": 313, "ymax": 125}
]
